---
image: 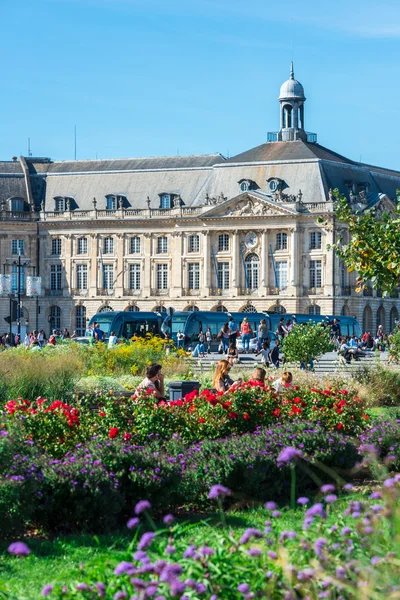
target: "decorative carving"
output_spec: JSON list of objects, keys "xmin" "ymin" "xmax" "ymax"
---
[
  {"xmin": 274, "ymin": 191, "xmax": 298, "ymax": 203},
  {"xmin": 92, "ymin": 198, "xmax": 97, "ymax": 209},
  {"xmin": 205, "ymin": 192, "xmax": 227, "ymax": 206},
  {"xmin": 146, "ymin": 196, "xmax": 151, "ymax": 209},
  {"xmin": 117, "ymin": 196, "xmax": 123, "ymax": 209},
  {"xmin": 0, "ymin": 200, "xmax": 6, "ymax": 211},
  {"xmin": 65, "ymin": 197, "xmax": 70, "ymax": 211},
  {"xmin": 297, "ymin": 189, "xmax": 303, "ymax": 202},
  {"xmin": 223, "ymin": 198, "xmax": 277, "ymax": 217},
  {"xmin": 328, "ymin": 188, "xmax": 333, "ymax": 201}
]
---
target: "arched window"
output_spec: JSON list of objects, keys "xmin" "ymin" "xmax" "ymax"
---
[
  {"xmin": 284, "ymin": 105, "xmax": 292, "ymax": 128},
  {"xmin": 125, "ymin": 305, "xmax": 140, "ymax": 312},
  {"xmin": 50, "ymin": 305, "xmax": 61, "ymax": 330},
  {"xmin": 308, "ymin": 305, "xmax": 321, "ymax": 315},
  {"xmin": 185, "ymin": 305, "xmax": 199, "ymax": 312},
  {"xmin": 362, "ymin": 305, "xmax": 373, "ymax": 332},
  {"xmin": 268, "ymin": 304, "xmax": 286, "ymax": 314},
  {"xmin": 240, "ymin": 304, "xmax": 257, "ymax": 313},
  {"xmin": 75, "ymin": 305, "xmax": 86, "ymax": 336},
  {"xmin": 98, "ymin": 306, "xmax": 114, "ymax": 313},
  {"xmin": 377, "ymin": 306, "xmax": 385, "ymax": 331},
  {"xmin": 211, "ymin": 305, "xmax": 228, "ymax": 312},
  {"xmin": 244, "ymin": 253, "xmax": 260, "ymax": 290},
  {"xmin": 341, "ymin": 305, "xmax": 350, "ymax": 316},
  {"xmin": 390, "ymin": 306, "xmax": 398, "ymax": 331},
  {"xmin": 153, "ymin": 305, "xmax": 167, "ymax": 313}
]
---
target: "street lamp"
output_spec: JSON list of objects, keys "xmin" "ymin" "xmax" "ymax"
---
[{"xmin": 12, "ymin": 248, "xmax": 30, "ymax": 338}]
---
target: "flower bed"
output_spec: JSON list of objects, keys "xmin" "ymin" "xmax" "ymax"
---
[
  {"xmin": 0, "ymin": 421, "xmax": 360, "ymax": 534},
  {"xmin": 2, "ymin": 382, "xmax": 370, "ymax": 454}
]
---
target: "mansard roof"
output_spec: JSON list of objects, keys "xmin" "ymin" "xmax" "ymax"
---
[{"xmin": 227, "ymin": 140, "xmax": 357, "ymax": 165}]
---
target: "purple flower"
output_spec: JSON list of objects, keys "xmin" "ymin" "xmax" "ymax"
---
[
  {"xmin": 277, "ymin": 447, "xmax": 303, "ymax": 465},
  {"xmin": 0, "ymin": 430, "xmax": 8, "ymax": 436},
  {"xmin": 248, "ymin": 548, "xmax": 262, "ymax": 556},
  {"xmin": 114, "ymin": 562, "xmax": 135, "ymax": 576},
  {"xmin": 341, "ymin": 527, "xmax": 352, "ymax": 536},
  {"xmin": 145, "ymin": 586, "xmax": 159, "ymax": 597},
  {"xmin": 240, "ymin": 528, "xmax": 263, "ymax": 545},
  {"xmin": 208, "ymin": 485, "xmax": 231, "ymax": 499},
  {"xmin": 8, "ymin": 541, "xmax": 30, "ymax": 557},
  {"xmin": 196, "ymin": 583, "xmax": 207, "ymax": 594},
  {"xmin": 127, "ymin": 517, "xmax": 140, "ymax": 529},
  {"xmin": 383, "ymin": 478, "xmax": 395, "ymax": 488},
  {"xmin": 41, "ymin": 585, "xmax": 54, "ymax": 597},
  {"xmin": 272, "ymin": 510, "xmax": 282, "ymax": 518},
  {"xmin": 264, "ymin": 501, "xmax": 277, "ymax": 510},
  {"xmin": 95, "ymin": 583, "xmax": 106, "ymax": 597},
  {"xmin": 343, "ymin": 483, "xmax": 353, "ymax": 491},
  {"xmin": 238, "ymin": 584, "xmax": 250, "ymax": 594},
  {"xmin": 371, "ymin": 504, "xmax": 383, "ymax": 512},
  {"xmin": 76, "ymin": 584, "xmax": 89, "ymax": 591},
  {"xmin": 371, "ymin": 557, "xmax": 380, "ymax": 565},
  {"xmin": 324, "ymin": 494, "xmax": 337, "ymax": 503},
  {"xmin": 336, "ymin": 567, "xmax": 346, "ymax": 579},
  {"xmin": 359, "ymin": 443, "xmax": 377, "ymax": 454},
  {"xmin": 114, "ymin": 593, "xmax": 128, "ymax": 600},
  {"xmin": 134, "ymin": 500, "xmax": 151, "ymax": 515},
  {"xmin": 320, "ymin": 484, "xmax": 335, "ymax": 494},
  {"xmin": 134, "ymin": 550, "xmax": 148, "ymax": 562},
  {"xmin": 165, "ymin": 545, "xmax": 176, "ymax": 555},
  {"xmin": 280, "ymin": 530, "xmax": 296, "ymax": 541},
  {"xmin": 370, "ymin": 491, "xmax": 381, "ymax": 499},
  {"xmin": 163, "ymin": 514, "xmax": 175, "ymax": 526},
  {"xmin": 138, "ymin": 532, "xmax": 155, "ymax": 551},
  {"xmin": 297, "ymin": 497, "xmax": 309, "ymax": 505},
  {"xmin": 314, "ymin": 537, "xmax": 327, "ymax": 556},
  {"xmin": 199, "ymin": 546, "xmax": 215, "ymax": 557},
  {"xmin": 305, "ymin": 503, "xmax": 326, "ymax": 519},
  {"xmin": 267, "ymin": 551, "xmax": 277, "ymax": 559},
  {"xmin": 183, "ymin": 545, "xmax": 197, "ymax": 559}
]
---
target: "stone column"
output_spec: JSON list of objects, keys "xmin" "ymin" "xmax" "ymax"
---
[
  {"xmin": 202, "ymin": 231, "xmax": 210, "ymax": 294},
  {"xmin": 324, "ymin": 226, "xmax": 334, "ymax": 297},
  {"xmin": 115, "ymin": 233, "xmax": 124, "ymax": 296},
  {"xmin": 170, "ymin": 232, "xmax": 182, "ymax": 298},
  {"xmin": 143, "ymin": 233, "xmax": 152, "ymax": 296},
  {"xmin": 89, "ymin": 234, "xmax": 98, "ymax": 293},
  {"xmin": 232, "ymin": 230, "xmax": 239, "ymax": 294},
  {"xmin": 63, "ymin": 234, "xmax": 72, "ymax": 297},
  {"xmin": 260, "ymin": 229, "xmax": 269, "ymax": 294},
  {"xmin": 289, "ymin": 227, "xmax": 299, "ymax": 296}
]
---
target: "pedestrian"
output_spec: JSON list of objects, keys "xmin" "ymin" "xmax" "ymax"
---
[
  {"xmin": 38, "ymin": 330, "xmax": 45, "ymax": 347},
  {"xmin": 269, "ymin": 339, "xmax": 280, "ymax": 368},
  {"xmin": 228, "ymin": 316, "xmax": 238, "ymax": 348},
  {"xmin": 108, "ymin": 330, "xmax": 118, "ymax": 349},
  {"xmin": 240, "ymin": 317, "xmax": 253, "ymax": 353},
  {"xmin": 276, "ymin": 318, "xmax": 288, "ymax": 340},
  {"xmin": 258, "ymin": 319, "xmax": 269, "ymax": 349},
  {"xmin": 218, "ymin": 323, "xmax": 230, "ymax": 353},
  {"xmin": 255, "ymin": 341, "xmax": 270, "ymax": 366},
  {"xmin": 93, "ymin": 322, "xmax": 104, "ymax": 342},
  {"xmin": 176, "ymin": 329, "xmax": 185, "ymax": 349},
  {"xmin": 198, "ymin": 330, "xmax": 206, "ymax": 357},
  {"xmin": 205, "ymin": 327, "xmax": 212, "ymax": 353}
]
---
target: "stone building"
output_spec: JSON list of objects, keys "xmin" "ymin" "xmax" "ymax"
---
[{"xmin": 0, "ymin": 64, "xmax": 399, "ymax": 336}]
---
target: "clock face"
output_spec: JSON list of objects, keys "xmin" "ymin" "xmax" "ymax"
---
[{"xmin": 245, "ymin": 232, "xmax": 257, "ymax": 248}]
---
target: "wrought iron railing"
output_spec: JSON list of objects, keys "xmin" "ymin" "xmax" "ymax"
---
[{"xmin": 182, "ymin": 288, "xmax": 200, "ymax": 296}]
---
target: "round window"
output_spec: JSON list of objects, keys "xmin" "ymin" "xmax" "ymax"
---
[
  {"xmin": 269, "ymin": 180, "xmax": 278, "ymax": 192},
  {"xmin": 240, "ymin": 181, "xmax": 249, "ymax": 192}
]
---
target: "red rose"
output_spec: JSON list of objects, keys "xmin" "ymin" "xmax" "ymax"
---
[
  {"xmin": 243, "ymin": 413, "xmax": 250, "ymax": 420},
  {"xmin": 293, "ymin": 397, "xmax": 302, "ymax": 404},
  {"xmin": 337, "ymin": 423, "xmax": 344, "ymax": 430},
  {"xmin": 99, "ymin": 411, "xmax": 106, "ymax": 417},
  {"xmin": 362, "ymin": 414, "xmax": 369, "ymax": 420},
  {"xmin": 109, "ymin": 427, "xmax": 119, "ymax": 439},
  {"xmin": 123, "ymin": 432, "xmax": 132, "ymax": 441},
  {"xmin": 229, "ymin": 412, "xmax": 238, "ymax": 419},
  {"xmin": 176, "ymin": 400, "xmax": 183, "ymax": 407},
  {"xmin": 272, "ymin": 408, "xmax": 281, "ymax": 417},
  {"xmin": 198, "ymin": 417, "xmax": 205, "ymax": 423}
]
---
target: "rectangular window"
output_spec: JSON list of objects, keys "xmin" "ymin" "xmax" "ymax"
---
[
  {"xmin": 310, "ymin": 231, "xmax": 322, "ymax": 250},
  {"xmin": 157, "ymin": 237, "xmax": 168, "ymax": 254},
  {"xmin": 11, "ymin": 265, "xmax": 25, "ymax": 293},
  {"xmin": 275, "ymin": 261, "xmax": 288, "ymax": 290},
  {"xmin": 310, "ymin": 260, "xmax": 322, "ymax": 288},
  {"xmin": 157, "ymin": 264, "xmax": 168, "ymax": 289},
  {"xmin": 160, "ymin": 194, "xmax": 171, "ymax": 209},
  {"xmin": 218, "ymin": 234, "xmax": 229, "ymax": 252},
  {"xmin": 275, "ymin": 232, "xmax": 288, "ymax": 250},
  {"xmin": 77, "ymin": 237, "xmax": 88, "ymax": 255},
  {"xmin": 50, "ymin": 264, "xmax": 62, "ymax": 291},
  {"xmin": 103, "ymin": 237, "xmax": 114, "ymax": 254},
  {"xmin": 55, "ymin": 198, "xmax": 65, "ymax": 212},
  {"xmin": 130, "ymin": 237, "xmax": 141, "ymax": 254},
  {"xmin": 188, "ymin": 263, "xmax": 200, "ymax": 290},
  {"xmin": 76, "ymin": 264, "xmax": 88, "ymax": 290},
  {"xmin": 217, "ymin": 262, "xmax": 230, "ymax": 289},
  {"xmin": 51, "ymin": 238, "xmax": 62, "ymax": 255},
  {"xmin": 103, "ymin": 264, "xmax": 114, "ymax": 290},
  {"xmin": 106, "ymin": 196, "xmax": 116, "ymax": 210},
  {"xmin": 129, "ymin": 264, "xmax": 141, "ymax": 290},
  {"xmin": 188, "ymin": 235, "xmax": 200, "ymax": 253},
  {"xmin": 11, "ymin": 239, "xmax": 24, "ymax": 255}
]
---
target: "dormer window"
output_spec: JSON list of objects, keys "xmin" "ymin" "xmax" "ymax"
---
[
  {"xmin": 267, "ymin": 178, "xmax": 283, "ymax": 193},
  {"xmin": 160, "ymin": 194, "xmax": 171, "ymax": 209},
  {"xmin": 238, "ymin": 179, "xmax": 257, "ymax": 193},
  {"xmin": 106, "ymin": 194, "xmax": 127, "ymax": 210},
  {"xmin": 54, "ymin": 196, "xmax": 73, "ymax": 212},
  {"xmin": 9, "ymin": 197, "xmax": 25, "ymax": 212}
]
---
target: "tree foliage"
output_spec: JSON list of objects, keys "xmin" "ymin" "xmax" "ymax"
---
[
  {"xmin": 282, "ymin": 322, "xmax": 334, "ymax": 364},
  {"xmin": 327, "ymin": 189, "xmax": 400, "ymax": 293}
]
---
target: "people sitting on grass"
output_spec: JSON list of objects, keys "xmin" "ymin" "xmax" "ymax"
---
[
  {"xmin": 273, "ymin": 371, "xmax": 293, "ymax": 393},
  {"xmin": 212, "ymin": 359, "xmax": 242, "ymax": 393},
  {"xmin": 226, "ymin": 342, "xmax": 239, "ymax": 365},
  {"xmin": 250, "ymin": 367, "xmax": 266, "ymax": 385},
  {"xmin": 136, "ymin": 363, "xmax": 165, "ymax": 399}
]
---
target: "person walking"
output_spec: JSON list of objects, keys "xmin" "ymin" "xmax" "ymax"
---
[
  {"xmin": 240, "ymin": 317, "xmax": 253, "ymax": 353},
  {"xmin": 108, "ymin": 331, "xmax": 118, "ymax": 349},
  {"xmin": 205, "ymin": 327, "xmax": 212, "ymax": 354},
  {"xmin": 218, "ymin": 323, "xmax": 230, "ymax": 353},
  {"xmin": 257, "ymin": 318, "xmax": 269, "ymax": 350},
  {"xmin": 176, "ymin": 329, "xmax": 185, "ymax": 349},
  {"xmin": 276, "ymin": 318, "xmax": 287, "ymax": 341},
  {"xmin": 198, "ymin": 330, "xmax": 206, "ymax": 357},
  {"xmin": 228, "ymin": 316, "xmax": 238, "ymax": 348},
  {"xmin": 269, "ymin": 339, "xmax": 280, "ymax": 368}
]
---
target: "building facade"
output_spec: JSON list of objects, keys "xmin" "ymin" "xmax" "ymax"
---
[{"xmin": 0, "ymin": 65, "xmax": 399, "ymax": 336}]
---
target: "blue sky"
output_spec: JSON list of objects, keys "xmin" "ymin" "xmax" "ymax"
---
[{"xmin": 1, "ymin": 0, "xmax": 400, "ymax": 169}]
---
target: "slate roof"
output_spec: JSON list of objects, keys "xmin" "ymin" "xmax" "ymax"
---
[{"xmin": 227, "ymin": 140, "xmax": 357, "ymax": 165}]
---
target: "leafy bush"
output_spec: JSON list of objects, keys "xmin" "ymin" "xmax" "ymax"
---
[
  {"xmin": 0, "ymin": 422, "xmax": 360, "ymax": 533},
  {"xmin": 282, "ymin": 322, "xmax": 334, "ymax": 365},
  {"xmin": 29, "ymin": 475, "xmax": 400, "ymax": 600}
]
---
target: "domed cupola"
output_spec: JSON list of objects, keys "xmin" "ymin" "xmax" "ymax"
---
[{"xmin": 277, "ymin": 62, "xmax": 307, "ymax": 141}]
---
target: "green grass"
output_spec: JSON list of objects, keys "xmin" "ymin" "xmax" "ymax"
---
[{"xmin": 0, "ymin": 493, "xmax": 372, "ymax": 599}]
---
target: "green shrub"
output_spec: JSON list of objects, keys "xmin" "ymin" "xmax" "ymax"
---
[{"xmin": 351, "ymin": 364, "xmax": 400, "ymax": 406}]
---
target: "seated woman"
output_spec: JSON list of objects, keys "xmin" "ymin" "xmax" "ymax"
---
[
  {"xmin": 226, "ymin": 342, "xmax": 239, "ymax": 365},
  {"xmin": 250, "ymin": 367, "xmax": 266, "ymax": 385},
  {"xmin": 212, "ymin": 359, "xmax": 242, "ymax": 393},
  {"xmin": 273, "ymin": 371, "xmax": 293, "ymax": 393},
  {"xmin": 135, "ymin": 363, "xmax": 165, "ymax": 399}
]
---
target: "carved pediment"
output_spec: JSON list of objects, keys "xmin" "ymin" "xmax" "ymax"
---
[{"xmin": 202, "ymin": 192, "xmax": 296, "ymax": 218}]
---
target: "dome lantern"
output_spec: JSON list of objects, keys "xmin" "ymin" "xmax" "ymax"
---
[{"xmin": 277, "ymin": 62, "xmax": 307, "ymax": 141}]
